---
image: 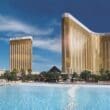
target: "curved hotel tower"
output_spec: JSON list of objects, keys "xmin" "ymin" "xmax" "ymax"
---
[
  {"xmin": 10, "ymin": 36, "xmax": 32, "ymax": 73},
  {"xmin": 62, "ymin": 13, "xmax": 110, "ymax": 74}
]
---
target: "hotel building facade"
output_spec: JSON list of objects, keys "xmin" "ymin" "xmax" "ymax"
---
[
  {"xmin": 10, "ymin": 36, "xmax": 32, "ymax": 72},
  {"xmin": 62, "ymin": 13, "xmax": 110, "ymax": 74}
]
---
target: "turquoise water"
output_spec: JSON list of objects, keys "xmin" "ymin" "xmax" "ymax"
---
[
  {"xmin": 0, "ymin": 85, "xmax": 70, "ymax": 110},
  {"xmin": 0, "ymin": 85, "xmax": 110, "ymax": 110},
  {"xmin": 74, "ymin": 86, "xmax": 110, "ymax": 110}
]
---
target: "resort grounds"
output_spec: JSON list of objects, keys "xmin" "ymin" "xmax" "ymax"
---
[{"xmin": 0, "ymin": 67, "xmax": 110, "ymax": 85}]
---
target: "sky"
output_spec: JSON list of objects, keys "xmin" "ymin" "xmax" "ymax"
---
[{"xmin": 0, "ymin": 0, "xmax": 110, "ymax": 72}]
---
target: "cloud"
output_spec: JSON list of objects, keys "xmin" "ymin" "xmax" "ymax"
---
[
  {"xmin": 49, "ymin": 19, "xmax": 61, "ymax": 27},
  {"xmin": 0, "ymin": 36, "xmax": 62, "ymax": 53},
  {"xmin": 32, "ymin": 59, "xmax": 61, "ymax": 72},
  {"xmin": 0, "ymin": 15, "xmax": 61, "ymax": 53},
  {"xmin": 33, "ymin": 54, "xmax": 50, "ymax": 63},
  {"xmin": 32, "ymin": 53, "xmax": 61, "ymax": 72},
  {"xmin": 33, "ymin": 38, "xmax": 61, "ymax": 53},
  {"xmin": 0, "ymin": 15, "xmax": 53, "ymax": 36},
  {"xmin": 32, "ymin": 61, "xmax": 52, "ymax": 72},
  {"xmin": 0, "ymin": 37, "xmax": 9, "ymax": 42}
]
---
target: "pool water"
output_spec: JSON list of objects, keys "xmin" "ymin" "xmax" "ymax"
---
[
  {"xmin": 0, "ymin": 85, "xmax": 71, "ymax": 110},
  {"xmin": 0, "ymin": 84, "xmax": 110, "ymax": 110},
  {"xmin": 74, "ymin": 86, "xmax": 110, "ymax": 110}
]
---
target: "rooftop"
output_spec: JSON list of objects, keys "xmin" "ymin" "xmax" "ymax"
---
[
  {"xmin": 63, "ymin": 13, "xmax": 110, "ymax": 36},
  {"xmin": 48, "ymin": 66, "xmax": 61, "ymax": 73},
  {"xmin": 10, "ymin": 36, "xmax": 33, "ymax": 41}
]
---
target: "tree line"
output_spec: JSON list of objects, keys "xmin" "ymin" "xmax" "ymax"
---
[{"xmin": 0, "ymin": 68, "xmax": 110, "ymax": 83}]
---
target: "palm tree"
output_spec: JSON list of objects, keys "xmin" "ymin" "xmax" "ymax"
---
[
  {"xmin": 4, "ymin": 70, "xmax": 10, "ymax": 80},
  {"xmin": 28, "ymin": 69, "xmax": 32, "ymax": 75},
  {"xmin": 10, "ymin": 69, "xmax": 18, "ymax": 81},
  {"xmin": 20, "ymin": 69, "xmax": 26, "ymax": 81},
  {"xmin": 105, "ymin": 70, "xmax": 110, "ymax": 80},
  {"xmin": 72, "ymin": 72, "xmax": 78, "ymax": 81},
  {"xmin": 80, "ymin": 70, "xmax": 91, "ymax": 81},
  {"xmin": 99, "ymin": 68, "xmax": 105, "ymax": 76}
]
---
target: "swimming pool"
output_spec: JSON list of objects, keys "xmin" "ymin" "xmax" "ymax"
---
[
  {"xmin": 0, "ymin": 84, "xmax": 110, "ymax": 110},
  {"xmin": 0, "ymin": 84, "xmax": 72, "ymax": 110},
  {"xmin": 74, "ymin": 85, "xmax": 110, "ymax": 110}
]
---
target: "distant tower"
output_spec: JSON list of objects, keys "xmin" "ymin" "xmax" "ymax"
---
[{"xmin": 10, "ymin": 36, "xmax": 32, "ymax": 73}]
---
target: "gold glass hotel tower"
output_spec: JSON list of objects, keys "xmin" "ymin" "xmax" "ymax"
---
[
  {"xmin": 62, "ymin": 13, "xmax": 110, "ymax": 74},
  {"xmin": 10, "ymin": 36, "xmax": 32, "ymax": 72}
]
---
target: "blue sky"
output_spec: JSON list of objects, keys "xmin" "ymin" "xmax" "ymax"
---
[{"xmin": 0, "ymin": 0, "xmax": 110, "ymax": 72}]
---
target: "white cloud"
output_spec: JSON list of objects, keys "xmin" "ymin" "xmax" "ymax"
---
[
  {"xmin": 0, "ymin": 37, "xmax": 9, "ymax": 42},
  {"xmin": 49, "ymin": 19, "xmax": 61, "ymax": 27},
  {"xmin": 33, "ymin": 54, "xmax": 50, "ymax": 63},
  {"xmin": 0, "ymin": 15, "xmax": 53, "ymax": 35},
  {"xmin": 32, "ymin": 60, "xmax": 61, "ymax": 72},
  {"xmin": 33, "ymin": 38, "xmax": 61, "ymax": 53},
  {"xmin": 0, "ymin": 15, "xmax": 61, "ymax": 53}
]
